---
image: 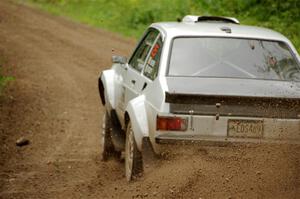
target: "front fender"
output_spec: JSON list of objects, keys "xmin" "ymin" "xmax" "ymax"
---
[
  {"xmin": 100, "ymin": 69, "xmax": 116, "ymax": 111},
  {"xmin": 126, "ymin": 95, "xmax": 149, "ymax": 151}
]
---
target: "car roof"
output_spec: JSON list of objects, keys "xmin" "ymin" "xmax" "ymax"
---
[{"xmin": 151, "ymin": 21, "xmax": 289, "ymax": 42}]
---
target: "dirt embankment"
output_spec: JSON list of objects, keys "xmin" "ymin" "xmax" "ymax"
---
[{"xmin": 0, "ymin": 0, "xmax": 299, "ymax": 198}]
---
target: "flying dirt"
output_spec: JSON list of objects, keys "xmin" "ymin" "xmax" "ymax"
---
[{"xmin": 0, "ymin": 0, "xmax": 299, "ymax": 198}]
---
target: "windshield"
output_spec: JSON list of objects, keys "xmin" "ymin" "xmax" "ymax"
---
[{"xmin": 168, "ymin": 37, "xmax": 300, "ymax": 81}]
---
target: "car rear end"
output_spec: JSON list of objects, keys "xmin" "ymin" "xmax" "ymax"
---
[{"xmin": 154, "ymin": 34, "xmax": 300, "ymax": 146}]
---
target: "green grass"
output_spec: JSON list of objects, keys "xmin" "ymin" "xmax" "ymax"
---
[
  {"xmin": 0, "ymin": 76, "xmax": 14, "ymax": 94},
  {"xmin": 0, "ymin": 75, "xmax": 14, "ymax": 95},
  {"xmin": 23, "ymin": 0, "xmax": 300, "ymax": 52},
  {"xmin": 0, "ymin": 59, "xmax": 14, "ymax": 95}
]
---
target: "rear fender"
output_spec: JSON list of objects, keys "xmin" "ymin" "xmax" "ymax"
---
[{"xmin": 126, "ymin": 95, "xmax": 149, "ymax": 151}]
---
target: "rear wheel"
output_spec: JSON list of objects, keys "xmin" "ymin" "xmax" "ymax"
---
[
  {"xmin": 125, "ymin": 121, "xmax": 143, "ymax": 181},
  {"xmin": 101, "ymin": 111, "xmax": 115, "ymax": 161}
]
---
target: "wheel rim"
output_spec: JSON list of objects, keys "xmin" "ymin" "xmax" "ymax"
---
[{"xmin": 125, "ymin": 124, "xmax": 134, "ymax": 181}]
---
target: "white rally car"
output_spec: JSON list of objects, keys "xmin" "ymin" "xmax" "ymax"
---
[{"xmin": 98, "ymin": 16, "xmax": 300, "ymax": 181}]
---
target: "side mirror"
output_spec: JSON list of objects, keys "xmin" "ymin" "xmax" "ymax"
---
[{"xmin": 112, "ymin": 55, "xmax": 127, "ymax": 64}]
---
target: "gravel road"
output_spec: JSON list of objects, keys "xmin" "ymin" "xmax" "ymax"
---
[{"xmin": 0, "ymin": 1, "xmax": 299, "ymax": 198}]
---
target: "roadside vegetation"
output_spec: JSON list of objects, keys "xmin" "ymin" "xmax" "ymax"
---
[
  {"xmin": 25, "ymin": 0, "xmax": 300, "ymax": 52},
  {"xmin": 0, "ymin": 58, "xmax": 14, "ymax": 95},
  {"xmin": 0, "ymin": 72, "xmax": 13, "ymax": 95}
]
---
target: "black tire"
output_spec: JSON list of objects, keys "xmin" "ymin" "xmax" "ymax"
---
[
  {"xmin": 125, "ymin": 121, "xmax": 143, "ymax": 181},
  {"xmin": 100, "ymin": 111, "xmax": 115, "ymax": 161}
]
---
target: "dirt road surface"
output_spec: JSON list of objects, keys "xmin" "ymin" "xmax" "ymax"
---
[{"xmin": 0, "ymin": 0, "xmax": 299, "ymax": 198}]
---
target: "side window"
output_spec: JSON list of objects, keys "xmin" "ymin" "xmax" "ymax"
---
[
  {"xmin": 129, "ymin": 29, "xmax": 159, "ymax": 72},
  {"xmin": 143, "ymin": 36, "xmax": 163, "ymax": 80}
]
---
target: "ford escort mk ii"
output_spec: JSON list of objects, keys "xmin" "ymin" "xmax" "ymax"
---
[{"xmin": 98, "ymin": 16, "xmax": 300, "ymax": 181}]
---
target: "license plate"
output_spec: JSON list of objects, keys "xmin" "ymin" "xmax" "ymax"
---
[{"xmin": 228, "ymin": 119, "xmax": 263, "ymax": 138}]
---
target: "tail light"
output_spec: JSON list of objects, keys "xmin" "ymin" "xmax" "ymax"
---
[{"xmin": 156, "ymin": 116, "xmax": 188, "ymax": 131}]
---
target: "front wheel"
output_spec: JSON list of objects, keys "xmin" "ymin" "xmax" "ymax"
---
[{"xmin": 125, "ymin": 121, "xmax": 143, "ymax": 181}]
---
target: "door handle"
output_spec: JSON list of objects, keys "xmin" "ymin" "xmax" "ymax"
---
[
  {"xmin": 142, "ymin": 82, "xmax": 147, "ymax": 91},
  {"xmin": 131, "ymin": 80, "xmax": 136, "ymax": 84}
]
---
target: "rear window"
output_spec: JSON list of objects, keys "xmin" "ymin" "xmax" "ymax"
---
[{"xmin": 168, "ymin": 37, "xmax": 300, "ymax": 81}]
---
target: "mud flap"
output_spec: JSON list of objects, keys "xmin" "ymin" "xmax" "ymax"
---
[
  {"xmin": 142, "ymin": 137, "xmax": 158, "ymax": 171},
  {"xmin": 110, "ymin": 110, "xmax": 125, "ymax": 152}
]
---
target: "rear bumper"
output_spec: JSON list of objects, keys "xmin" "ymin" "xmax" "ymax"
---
[
  {"xmin": 155, "ymin": 134, "xmax": 300, "ymax": 146},
  {"xmin": 154, "ymin": 115, "xmax": 300, "ymax": 146}
]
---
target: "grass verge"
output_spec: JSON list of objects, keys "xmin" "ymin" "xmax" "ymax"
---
[{"xmin": 21, "ymin": 0, "xmax": 300, "ymax": 52}]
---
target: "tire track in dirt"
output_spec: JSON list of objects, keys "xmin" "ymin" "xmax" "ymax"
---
[{"xmin": 0, "ymin": 1, "xmax": 299, "ymax": 199}]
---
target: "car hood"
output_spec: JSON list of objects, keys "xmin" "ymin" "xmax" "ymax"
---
[{"xmin": 166, "ymin": 77, "xmax": 300, "ymax": 99}]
